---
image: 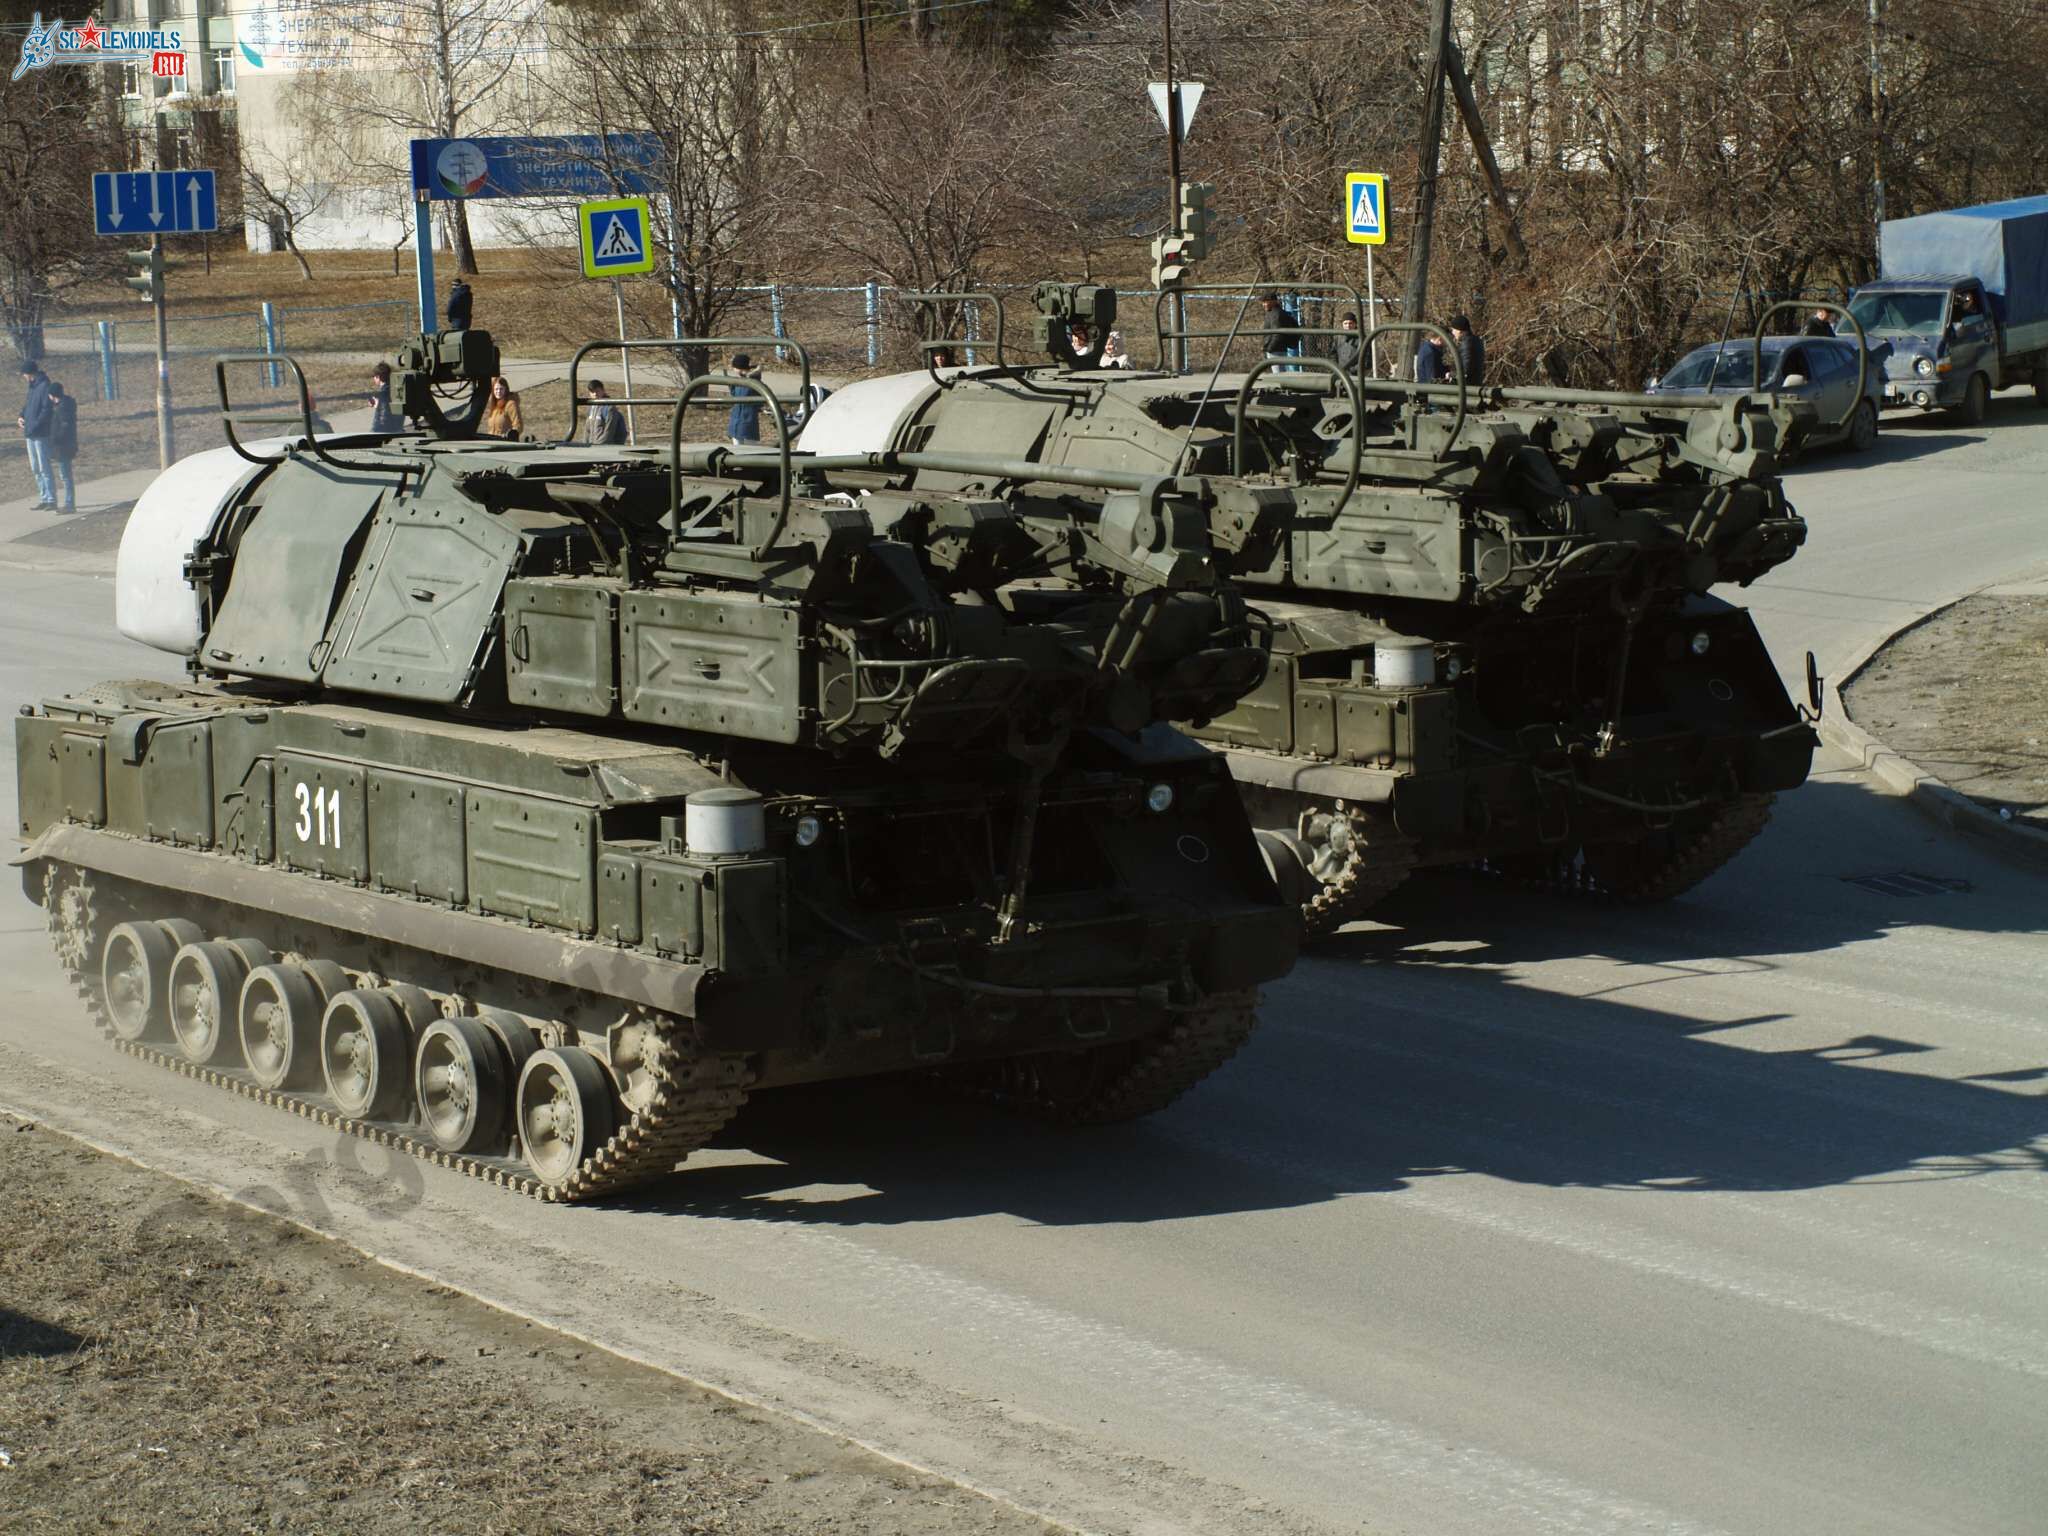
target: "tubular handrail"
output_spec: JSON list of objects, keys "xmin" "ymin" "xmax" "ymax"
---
[
  {"xmin": 900, "ymin": 290, "xmax": 1007, "ymax": 376},
  {"xmin": 1751, "ymin": 299, "xmax": 1869, "ymax": 432},
  {"xmin": 1150, "ymin": 280, "xmax": 1367, "ymax": 371},
  {"xmin": 1230, "ymin": 355, "xmax": 1362, "ymax": 516},
  {"xmin": 667, "ymin": 372, "xmax": 793, "ymax": 558},
  {"xmin": 1359, "ymin": 321, "xmax": 1467, "ymax": 457},
  {"xmin": 562, "ymin": 335, "xmax": 812, "ymax": 444},
  {"xmin": 213, "ymin": 352, "xmax": 390, "ymax": 473}
]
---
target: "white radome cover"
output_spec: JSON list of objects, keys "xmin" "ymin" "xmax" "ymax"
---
[
  {"xmin": 795, "ymin": 370, "xmax": 941, "ymax": 457},
  {"xmin": 115, "ymin": 441, "xmax": 291, "ymax": 654}
]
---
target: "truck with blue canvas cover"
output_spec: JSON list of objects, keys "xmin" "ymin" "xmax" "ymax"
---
[{"xmin": 1851, "ymin": 194, "xmax": 2048, "ymax": 421}]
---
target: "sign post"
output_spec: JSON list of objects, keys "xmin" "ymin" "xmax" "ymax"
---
[
  {"xmin": 93, "ymin": 169, "xmax": 217, "ymax": 467},
  {"xmin": 1343, "ymin": 172, "xmax": 1389, "ymax": 376},
  {"xmin": 408, "ymin": 135, "xmax": 666, "ymax": 334},
  {"xmin": 578, "ymin": 197, "xmax": 657, "ymax": 446}
]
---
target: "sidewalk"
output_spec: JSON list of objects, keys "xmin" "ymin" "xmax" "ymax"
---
[{"xmin": 1823, "ymin": 569, "xmax": 2048, "ymax": 866}]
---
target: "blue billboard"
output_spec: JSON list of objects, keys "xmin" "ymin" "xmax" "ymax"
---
[{"xmin": 408, "ymin": 135, "xmax": 664, "ymax": 202}]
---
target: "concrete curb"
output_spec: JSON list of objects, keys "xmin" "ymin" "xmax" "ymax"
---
[{"xmin": 1818, "ymin": 591, "xmax": 2048, "ymax": 867}]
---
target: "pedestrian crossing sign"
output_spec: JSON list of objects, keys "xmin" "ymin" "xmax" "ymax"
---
[
  {"xmin": 1344, "ymin": 172, "xmax": 1387, "ymax": 246},
  {"xmin": 579, "ymin": 196, "xmax": 656, "ymax": 278}
]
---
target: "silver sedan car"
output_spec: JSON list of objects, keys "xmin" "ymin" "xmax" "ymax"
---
[{"xmin": 1648, "ymin": 335, "xmax": 1886, "ymax": 454}]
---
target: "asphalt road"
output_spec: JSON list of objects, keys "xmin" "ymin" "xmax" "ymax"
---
[{"xmin": 3, "ymin": 396, "xmax": 2045, "ymax": 1536}]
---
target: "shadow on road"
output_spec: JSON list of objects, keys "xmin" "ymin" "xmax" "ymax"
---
[{"xmin": 614, "ymin": 775, "xmax": 2048, "ymax": 1226}]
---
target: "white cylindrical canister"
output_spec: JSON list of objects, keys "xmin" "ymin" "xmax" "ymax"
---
[
  {"xmin": 1373, "ymin": 639, "xmax": 1436, "ymax": 690},
  {"xmin": 685, "ymin": 788, "xmax": 767, "ymax": 858}
]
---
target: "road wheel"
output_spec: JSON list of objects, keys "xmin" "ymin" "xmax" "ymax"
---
[
  {"xmin": 416, "ymin": 1017, "xmax": 511, "ymax": 1154},
  {"xmin": 1848, "ymin": 399, "xmax": 1879, "ymax": 454},
  {"xmin": 239, "ymin": 963, "xmax": 326, "ymax": 1090},
  {"xmin": 167, "ymin": 941, "xmax": 253, "ymax": 1065},
  {"xmin": 321, "ymin": 989, "xmax": 411, "ymax": 1121},
  {"xmin": 101, "ymin": 921, "xmax": 178, "ymax": 1042},
  {"xmin": 517, "ymin": 1048, "xmax": 617, "ymax": 1189},
  {"xmin": 1954, "ymin": 373, "xmax": 1989, "ymax": 426}
]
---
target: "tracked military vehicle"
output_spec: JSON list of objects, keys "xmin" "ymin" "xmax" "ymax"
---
[
  {"xmin": 13, "ymin": 331, "xmax": 1295, "ymax": 1201},
  {"xmin": 801, "ymin": 284, "xmax": 1829, "ymax": 936}
]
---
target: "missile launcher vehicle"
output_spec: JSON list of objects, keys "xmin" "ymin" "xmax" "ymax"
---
[
  {"xmin": 800, "ymin": 284, "xmax": 1828, "ymax": 936},
  {"xmin": 14, "ymin": 331, "xmax": 1296, "ymax": 1201}
]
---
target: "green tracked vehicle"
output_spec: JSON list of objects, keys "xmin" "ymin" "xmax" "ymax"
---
[
  {"xmin": 14, "ymin": 331, "xmax": 1296, "ymax": 1201},
  {"xmin": 799, "ymin": 284, "xmax": 1828, "ymax": 937}
]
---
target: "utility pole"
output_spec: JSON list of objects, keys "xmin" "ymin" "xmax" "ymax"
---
[
  {"xmin": 1444, "ymin": 43, "xmax": 1528, "ymax": 268},
  {"xmin": 1161, "ymin": 0, "xmax": 1188, "ymax": 371},
  {"xmin": 1401, "ymin": 0, "xmax": 1453, "ymax": 377},
  {"xmin": 1867, "ymin": 0, "xmax": 1885, "ymax": 267}
]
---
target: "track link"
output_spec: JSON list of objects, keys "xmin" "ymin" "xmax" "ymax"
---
[
  {"xmin": 1480, "ymin": 792, "xmax": 1777, "ymax": 902},
  {"xmin": 45, "ymin": 865, "xmax": 752, "ymax": 1204},
  {"xmin": 1299, "ymin": 804, "xmax": 1417, "ymax": 942},
  {"xmin": 936, "ymin": 989, "xmax": 1260, "ymax": 1124}
]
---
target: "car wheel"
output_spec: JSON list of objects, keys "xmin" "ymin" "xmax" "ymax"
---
[
  {"xmin": 1847, "ymin": 399, "xmax": 1878, "ymax": 453},
  {"xmin": 1954, "ymin": 373, "xmax": 1989, "ymax": 426}
]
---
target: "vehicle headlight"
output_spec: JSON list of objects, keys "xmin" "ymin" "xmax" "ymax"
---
[
  {"xmin": 794, "ymin": 814, "xmax": 824, "ymax": 847},
  {"xmin": 1145, "ymin": 782, "xmax": 1175, "ymax": 814},
  {"xmin": 1689, "ymin": 630, "xmax": 1712, "ymax": 657},
  {"xmin": 1914, "ymin": 356, "xmax": 1934, "ymax": 377}
]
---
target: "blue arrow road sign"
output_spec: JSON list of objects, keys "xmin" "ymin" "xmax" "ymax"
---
[{"xmin": 93, "ymin": 170, "xmax": 218, "ymax": 236}]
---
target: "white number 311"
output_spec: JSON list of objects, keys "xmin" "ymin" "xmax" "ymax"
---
[{"xmin": 293, "ymin": 783, "xmax": 343, "ymax": 848}]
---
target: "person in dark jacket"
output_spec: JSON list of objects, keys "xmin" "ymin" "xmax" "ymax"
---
[
  {"xmin": 1448, "ymin": 313, "xmax": 1484, "ymax": 387},
  {"xmin": 45, "ymin": 379, "xmax": 76, "ymax": 513},
  {"xmin": 1333, "ymin": 313, "xmax": 1364, "ymax": 374},
  {"xmin": 726, "ymin": 354, "xmax": 763, "ymax": 446},
  {"xmin": 1413, "ymin": 333, "xmax": 1444, "ymax": 384},
  {"xmin": 17, "ymin": 360, "xmax": 54, "ymax": 509},
  {"xmin": 583, "ymin": 379, "xmax": 627, "ymax": 445},
  {"xmin": 445, "ymin": 278, "xmax": 473, "ymax": 331},
  {"xmin": 1801, "ymin": 308, "xmax": 1836, "ymax": 337},
  {"xmin": 1261, "ymin": 294, "xmax": 1303, "ymax": 360},
  {"xmin": 367, "ymin": 361, "xmax": 403, "ymax": 433}
]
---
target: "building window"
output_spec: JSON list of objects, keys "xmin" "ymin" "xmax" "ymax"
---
[
  {"xmin": 211, "ymin": 47, "xmax": 236, "ymax": 94},
  {"xmin": 166, "ymin": 61, "xmax": 191, "ymax": 95},
  {"xmin": 120, "ymin": 63, "xmax": 145, "ymax": 99}
]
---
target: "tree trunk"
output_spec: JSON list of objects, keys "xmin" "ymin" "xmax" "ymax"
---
[
  {"xmin": 285, "ymin": 233, "xmax": 314, "ymax": 281},
  {"xmin": 451, "ymin": 200, "xmax": 479, "ymax": 276}
]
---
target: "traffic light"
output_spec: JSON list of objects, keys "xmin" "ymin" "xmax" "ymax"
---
[
  {"xmin": 1179, "ymin": 182, "xmax": 1215, "ymax": 261},
  {"xmin": 123, "ymin": 245, "xmax": 164, "ymax": 305},
  {"xmin": 1151, "ymin": 235, "xmax": 1190, "ymax": 290}
]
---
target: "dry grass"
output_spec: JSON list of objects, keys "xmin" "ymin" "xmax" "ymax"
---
[{"xmin": 0, "ymin": 1121, "xmax": 1052, "ymax": 1536}]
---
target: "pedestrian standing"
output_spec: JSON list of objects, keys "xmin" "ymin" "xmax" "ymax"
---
[
  {"xmin": 479, "ymin": 375, "xmax": 523, "ymax": 439},
  {"xmin": 1333, "ymin": 314, "xmax": 1364, "ymax": 374},
  {"xmin": 1448, "ymin": 313, "xmax": 1485, "ymax": 387},
  {"xmin": 1261, "ymin": 294, "xmax": 1304, "ymax": 359},
  {"xmin": 1801, "ymin": 308, "xmax": 1836, "ymax": 337},
  {"xmin": 445, "ymin": 278, "xmax": 473, "ymax": 332},
  {"xmin": 726, "ymin": 354, "xmax": 763, "ymax": 447},
  {"xmin": 46, "ymin": 379, "xmax": 76, "ymax": 513},
  {"xmin": 367, "ymin": 361, "xmax": 403, "ymax": 433},
  {"xmin": 1414, "ymin": 333, "xmax": 1444, "ymax": 384},
  {"xmin": 17, "ymin": 359, "xmax": 54, "ymax": 509},
  {"xmin": 583, "ymin": 380, "xmax": 627, "ymax": 445}
]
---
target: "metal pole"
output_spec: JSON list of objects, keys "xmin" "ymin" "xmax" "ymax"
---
[
  {"xmin": 865, "ymin": 281, "xmax": 880, "ymax": 367},
  {"xmin": 260, "ymin": 302, "xmax": 280, "ymax": 388},
  {"xmin": 97, "ymin": 321, "xmax": 118, "ymax": 402},
  {"xmin": 770, "ymin": 284, "xmax": 787, "ymax": 361},
  {"xmin": 666, "ymin": 196, "xmax": 682, "ymax": 340},
  {"xmin": 1365, "ymin": 246, "xmax": 1379, "ymax": 377},
  {"xmin": 1867, "ymin": 0, "xmax": 1884, "ymax": 266},
  {"xmin": 152, "ymin": 233, "xmax": 173, "ymax": 468},
  {"xmin": 1402, "ymin": 0, "xmax": 1453, "ymax": 377},
  {"xmin": 1162, "ymin": 0, "xmax": 1187, "ymax": 373},
  {"xmin": 614, "ymin": 279, "xmax": 636, "ymax": 446},
  {"xmin": 414, "ymin": 194, "xmax": 437, "ymax": 333}
]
